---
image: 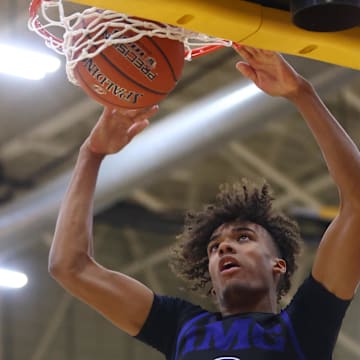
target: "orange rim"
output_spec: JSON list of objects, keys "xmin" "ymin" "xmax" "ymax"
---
[{"xmin": 29, "ymin": 0, "xmax": 63, "ymax": 50}]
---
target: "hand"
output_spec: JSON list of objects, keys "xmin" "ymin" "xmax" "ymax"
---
[
  {"xmin": 233, "ymin": 44, "xmax": 307, "ymax": 99},
  {"xmin": 85, "ymin": 105, "xmax": 159, "ymax": 155}
]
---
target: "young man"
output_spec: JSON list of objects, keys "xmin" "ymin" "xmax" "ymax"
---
[{"xmin": 49, "ymin": 45, "xmax": 360, "ymax": 359}]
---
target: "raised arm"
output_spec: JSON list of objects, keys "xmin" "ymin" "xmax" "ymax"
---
[
  {"xmin": 49, "ymin": 105, "xmax": 159, "ymax": 335},
  {"xmin": 234, "ymin": 44, "xmax": 360, "ymax": 299}
]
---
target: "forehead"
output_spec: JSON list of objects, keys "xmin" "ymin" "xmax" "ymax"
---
[
  {"xmin": 209, "ymin": 220, "xmax": 280, "ymax": 257},
  {"xmin": 210, "ymin": 220, "xmax": 276, "ymax": 250},
  {"xmin": 211, "ymin": 220, "xmax": 269, "ymax": 237}
]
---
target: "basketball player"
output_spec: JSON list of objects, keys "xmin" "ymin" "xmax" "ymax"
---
[{"xmin": 49, "ymin": 45, "xmax": 359, "ymax": 359}]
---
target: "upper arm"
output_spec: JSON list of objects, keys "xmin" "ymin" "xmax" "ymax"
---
[
  {"xmin": 52, "ymin": 256, "xmax": 154, "ymax": 336},
  {"xmin": 312, "ymin": 204, "xmax": 360, "ymax": 299},
  {"xmin": 287, "ymin": 275, "xmax": 350, "ymax": 359}
]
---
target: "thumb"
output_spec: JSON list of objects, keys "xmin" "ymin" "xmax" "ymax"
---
[
  {"xmin": 236, "ymin": 62, "xmax": 257, "ymax": 83},
  {"xmin": 127, "ymin": 119, "xmax": 150, "ymax": 142}
]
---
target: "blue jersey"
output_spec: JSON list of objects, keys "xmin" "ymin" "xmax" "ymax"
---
[{"xmin": 136, "ymin": 275, "xmax": 350, "ymax": 360}]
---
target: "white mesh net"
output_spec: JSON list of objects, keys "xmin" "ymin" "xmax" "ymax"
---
[{"xmin": 29, "ymin": 0, "xmax": 232, "ymax": 85}]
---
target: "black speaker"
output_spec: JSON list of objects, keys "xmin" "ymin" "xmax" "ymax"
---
[{"xmin": 291, "ymin": 0, "xmax": 360, "ymax": 31}]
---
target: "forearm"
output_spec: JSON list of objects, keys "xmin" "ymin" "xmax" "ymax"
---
[
  {"xmin": 49, "ymin": 142, "xmax": 104, "ymax": 273},
  {"xmin": 288, "ymin": 80, "xmax": 360, "ymax": 202}
]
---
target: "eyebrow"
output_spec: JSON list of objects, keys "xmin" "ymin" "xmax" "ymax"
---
[{"xmin": 209, "ymin": 226, "xmax": 256, "ymax": 243}]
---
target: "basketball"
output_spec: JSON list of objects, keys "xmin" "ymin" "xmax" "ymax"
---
[{"xmin": 73, "ymin": 19, "xmax": 185, "ymax": 109}]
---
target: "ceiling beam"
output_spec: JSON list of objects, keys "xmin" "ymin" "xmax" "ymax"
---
[{"xmin": 0, "ymin": 67, "xmax": 356, "ymax": 263}]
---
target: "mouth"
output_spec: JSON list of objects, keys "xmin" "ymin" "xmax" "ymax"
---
[{"xmin": 219, "ymin": 256, "xmax": 241, "ymax": 273}]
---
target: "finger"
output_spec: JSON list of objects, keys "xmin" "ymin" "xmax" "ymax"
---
[
  {"xmin": 233, "ymin": 43, "xmax": 245, "ymax": 56},
  {"xmin": 100, "ymin": 106, "xmax": 115, "ymax": 119},
  {"xmin": 111, "ymin": 106, "xmax": 149, "ymax": 119},
  {"xmin": 127, "ymin": 119, "xmax": 150, "ymax": 141},
  {"xmin": 140, "ymin": 104, "xmax": 159, "ymax": 114},
  {"xmin": 233, "ymin": 44, "xmax": 255, "ymax": 61},
  {"xmin": 246, "ymin": 46, "xmax": 262, "ymax": 56},
  {"xmin": 113, "ymin": 108, "xmax": 142, "ymax": 120},
  {"xmin": 247, "ymin": 47, "xmax": 281, "ymax": 64},
  {"xmin": 114, "ymin": 105, "xmax": 159, "ymax": 121},
  {"xmin": 242, "ymin": 45, "xmax": 268, "ymax": 59},
  {"xmin": 133, "ymin": 104, "xmax": 159, "ymax": 122},
  {"xmin": 258, "ymin": 48, "xmax": 275, "ymax": 57},
  {"xmin": 236, "ymin": 62, "xmax": 257, "ymax": 82}
]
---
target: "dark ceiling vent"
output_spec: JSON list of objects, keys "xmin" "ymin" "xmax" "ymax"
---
[{"xmin": 291, "ymin": 0, "xmax": 360, "ymax": 31}]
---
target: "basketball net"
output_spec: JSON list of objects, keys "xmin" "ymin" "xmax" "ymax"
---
[{"xmin": 28, "ymin": 0, "xmax": 233, "ymax": 85}]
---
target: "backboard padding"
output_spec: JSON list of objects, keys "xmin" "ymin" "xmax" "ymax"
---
[{"xmin": 66, "ymin": 0, "xmax": 360, "ymax": 70}]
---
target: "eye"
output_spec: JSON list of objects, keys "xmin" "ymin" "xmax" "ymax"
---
[
  {"xmin": 208, "ymin": 242, "xmax": 219, "ymax": 254},
  {"xmin": 237, "ymin": 234, "xmax": 250, "ymax": 242}
]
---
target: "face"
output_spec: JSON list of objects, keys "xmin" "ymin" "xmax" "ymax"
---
[{"xmin": 207, "ymin": 220, "xmax": 285, "ymax": 309}]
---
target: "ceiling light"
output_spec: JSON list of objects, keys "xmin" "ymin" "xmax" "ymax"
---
[
  {"xmin": 0, "ymin": 44, "xmax": 61, "ymax": 80},
  {"xmin": 0, "ymin": 268, "xmax": 28, "ymax": 288}
]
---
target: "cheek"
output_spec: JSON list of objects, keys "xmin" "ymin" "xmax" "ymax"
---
[
  {"xmin": 246, "ymin": 251, "xmax": 273, "ymax": 275},
  {"xmin": 208, "ymin": 257, "xmax": 220, "ymax": 285},
  {"xmin": 208, "ymin": 258, "xmax": 215, "ymax": 278},
  {"xmin": 254, "ymin": 256, "xmax": 275, "ymax": 280}
]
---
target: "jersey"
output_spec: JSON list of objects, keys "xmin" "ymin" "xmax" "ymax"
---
[{"xmin": 135, "ymin": 275, "xmax": 350, "ymax": 360}]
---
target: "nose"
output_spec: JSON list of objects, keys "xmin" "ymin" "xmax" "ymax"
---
[{"xmin": 218, "ymin": 240, "xmax": 235, "ymax": 255}]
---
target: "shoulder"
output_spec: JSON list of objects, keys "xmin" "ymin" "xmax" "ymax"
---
[
  {"xmin": 283, "ymin": 274, "xmax": 351, "ymax": 359},
  {"xmin": 287, "ymin": 274, "xmax": 351, "ymax": 313},
  {"xmin": 135, "ymin": 293, "xmax": 208, "ymax": 357},
  {"xmin": 150, "ymin": 294, "xmax": 206, "ymax": 324}
]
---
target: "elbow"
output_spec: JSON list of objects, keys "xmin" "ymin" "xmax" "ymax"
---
[
  {"xmin": 48, "ymin": 263, "xmax": 80, "ymax": 295},
  {"xmin": 48, "ymin": 261, "xmax": 65, "ymax": 279},
  {"xmin": 48, "ymin": 261, "xmax": 74, "ymax": 283},
  {"xmin": 48, "ymin": 253, "xmax": 90, "ymax": 281}
]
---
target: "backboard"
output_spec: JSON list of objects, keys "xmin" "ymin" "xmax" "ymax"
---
[{"xmin": 65, "ymin": 0, "xmax": 360, "ymax": 70}]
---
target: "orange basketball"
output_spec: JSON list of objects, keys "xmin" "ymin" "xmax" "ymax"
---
[{"xmin": 73, "ymin": 20, "xmax": 185, "ymax": 109}]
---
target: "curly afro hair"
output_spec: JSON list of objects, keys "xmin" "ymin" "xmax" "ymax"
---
[{"xmin": 170, "ymin": 179, "xmax": 302, "ymax": 301}]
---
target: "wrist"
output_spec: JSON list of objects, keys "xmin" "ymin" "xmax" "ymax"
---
[
  {"xmin": 285, "ymin": 76, "xmax": 315, "ymax": 104},
  {"xmin": 80, "ymin": 139, "xmax": 106, "ymax": 162}
]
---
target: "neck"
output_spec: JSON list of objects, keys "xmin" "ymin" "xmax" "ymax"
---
[{"xmin": 218, "ymin": 287, "xmax": 278, "ymax": 316}]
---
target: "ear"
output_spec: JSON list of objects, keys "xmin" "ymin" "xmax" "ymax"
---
[
  {"xmin": 273, "ymin": 258, "xmax": 287, "ymax": 275},
  {"xmin": 210, "ymin": 287, "xmax": 220, "ymax": 306}
]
